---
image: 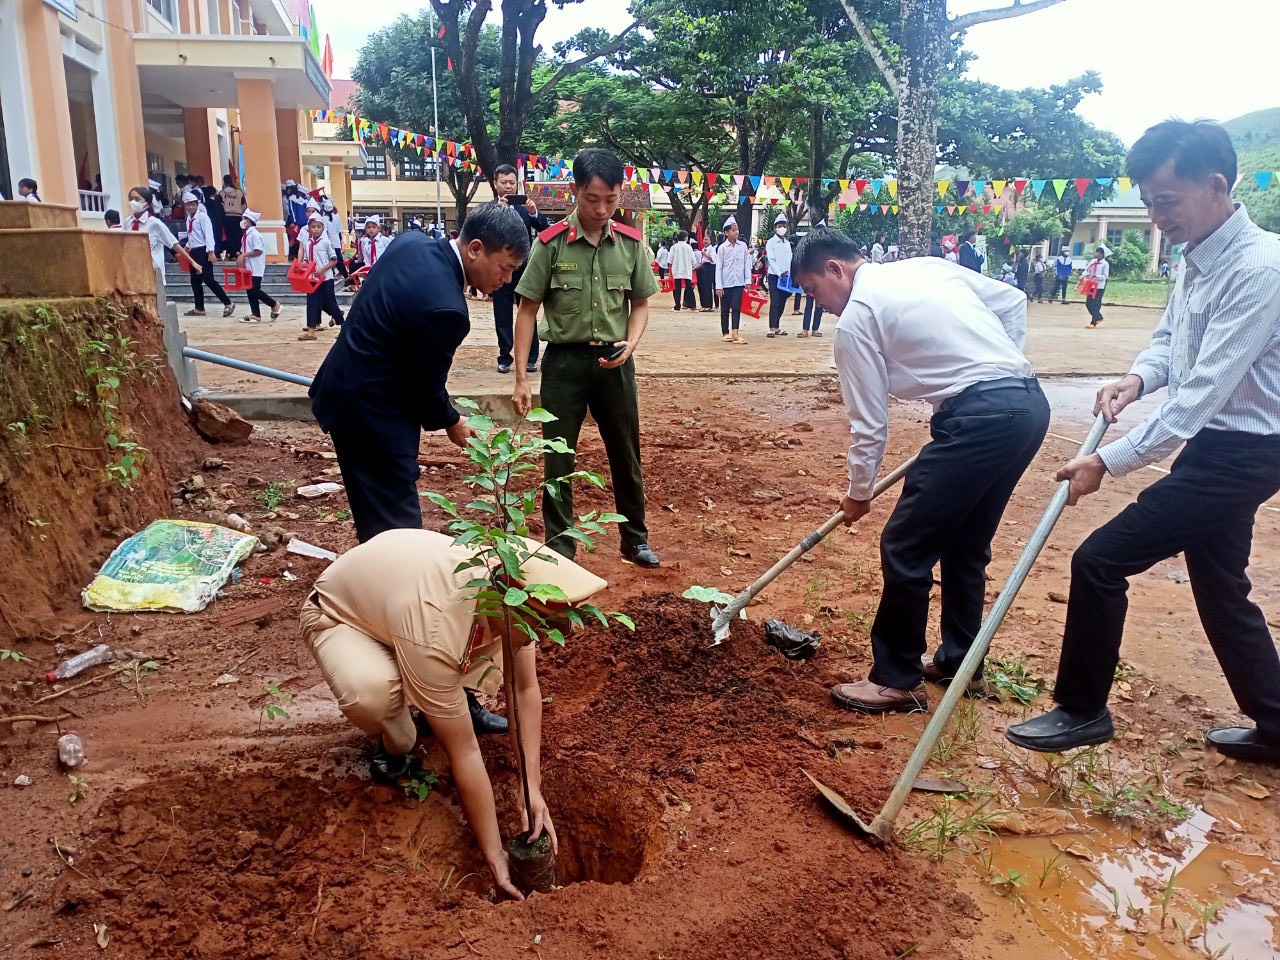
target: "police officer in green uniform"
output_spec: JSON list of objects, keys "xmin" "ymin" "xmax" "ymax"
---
[{"xmin": 511, "ymin": 148, "xmax": 661, "ymax": 568}]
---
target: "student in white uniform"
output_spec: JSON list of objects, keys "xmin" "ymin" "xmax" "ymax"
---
[
  {"xmin": 320, "ymin": 198, "xmax": 348, "ymax": 280},
  {"xmin": 124, "ymin": 185, "xmax": 199, "ymax": 281},
  {"xmin": 180, "ymin": 192, "xmax": 235, "ymax": 317},
  {"xmin": 356, "ymin": 215, "xmax": 391, "ymax": 273},
  {"xmin": 297, "ymin": 214, "xmax": 344, "ymax": 340},
  {"xmin": 18, "ymin": 178, "xmax": 41, "ymax": 202},
  {"xmin": 236, "ymin": 208, "xmax": 281, "ymax": 323}
]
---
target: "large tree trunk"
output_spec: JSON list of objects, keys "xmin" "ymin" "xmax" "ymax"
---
[
  {"xmin": 895, "ymin": 0, "xmax": 946, "ymax": 258},
  {"xmin": 807, "ymin": 110, "xmax": 829, "ymax": 224}
]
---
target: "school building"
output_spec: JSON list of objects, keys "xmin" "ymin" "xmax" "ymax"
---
[{"xmin": 0, "ymin": 0, "xmax": 352, "ymax": 260}]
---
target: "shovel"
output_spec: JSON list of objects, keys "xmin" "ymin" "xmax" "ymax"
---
[
  {"xmin": 709, "ymin": 456, "xmax": 916, "ymax": 645},
  {"xmin": 805, "ymin": 413, "xmax": 1110, "ymax": 839}
]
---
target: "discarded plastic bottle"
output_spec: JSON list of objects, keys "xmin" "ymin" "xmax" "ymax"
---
[
  {"xmin": 46, "ymin": 644, "xmax": 113, "ymax": 682},
  {"xmin": 57, "ymin": 732, "xmax": 86, "ymax": 769}
]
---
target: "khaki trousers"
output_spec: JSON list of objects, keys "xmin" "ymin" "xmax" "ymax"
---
[{"xmin": 300, "ymin": 599, "xmax": 417, "ymax": 753}]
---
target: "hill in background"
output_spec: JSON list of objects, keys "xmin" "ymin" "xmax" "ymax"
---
[{"xmin": 1225, "ymin": 108, "xmax": 1280, "ymax": 232}]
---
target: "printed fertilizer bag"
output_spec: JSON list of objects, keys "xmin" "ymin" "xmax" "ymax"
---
[{"xmin": 82, "ymin": 519, "xmax": 259, "ymax": 613}]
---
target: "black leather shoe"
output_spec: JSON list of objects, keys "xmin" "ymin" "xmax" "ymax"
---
[
  {"xmin": 370, "ymin": 745, "xmax": 411, "ymax": 785},
  {"xmin": 622, "ymin": 543, "xmax": 661, "ymax": 568},
  {"xmin": 1206, "ymin": 726, "xmax": 1280, "ymax": 764},
  {"xmin": 466, "ymin": 689, "xmax": 508, "ymax": 736},
  {"xmin": 1005, "ymin": 706, "xmax": 1114, "ymax": 753}
]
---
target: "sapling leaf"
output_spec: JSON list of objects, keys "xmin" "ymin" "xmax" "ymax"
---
[
  {"xmin": 468, "ymin": 415, "xmax": 495, "ymax": 433},
  {"xmin": 524, "ymin": 408, "xmax": 558, "ymax": 423},
  {"xmin": 454, "ymin": 397, "xmax": 481, "ymax": 412},
  {"xmin": 597, "ymin": 512, "xmax": 627, "ymax": 524},
  {"xmin": 503, "ymin": 587, "xmax": 529, "ymax": 606},
  {"xmin": 527, "ymin": 583, "xmax": 570, "ymax": 604},
  {"xmin": 612, "ymin": 613, "xmax": 635, "ymax": 630},
  {"xmin": 465, "ymin": 499, "xmax": 497, "ymax": 514},
  {"xmin": 566, "ymin": 608, "xmax": 584, "ymax": 628},
  {"xmin": 682, "ymin": 585, "xmax": 737, "ymax": 605},
  {"xmin": 424, "ymin": 492, "xmax": 459, "ymax": 516},
  {"xmin": 546, "ymin": 628, "xmax": 567, "ymax": 646}
]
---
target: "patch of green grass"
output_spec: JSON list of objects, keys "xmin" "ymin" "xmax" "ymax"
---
[
  {"xmin": 984, "ymin": 656, "xmax": 1046, "ymax": 705},
  {"xmin": 1100, "ymin": 279, "xmax": 1174, "ymax": 307}
]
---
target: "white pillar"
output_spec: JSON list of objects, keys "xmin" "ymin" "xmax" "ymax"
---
[
  {"xmin": 0, "ymin": 2, "xmax": 38, "ymax": 196},
  {"xmin": 89, "ymin": 53, "xmax": 123, "ymax": 216}
]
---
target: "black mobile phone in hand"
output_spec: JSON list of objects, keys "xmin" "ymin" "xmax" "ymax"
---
[
  {"xmin": 608, "ymin": 345, "xmax": 627, "ymax": 361},
  {"xmin": 507, "ymin": 194, "xmax": 527, "ymax": 208}
]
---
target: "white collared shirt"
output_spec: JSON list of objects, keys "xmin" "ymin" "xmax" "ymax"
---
[
  {"xmin": 714, "ymin": 239, "xmax": 751, "ymax": 288},
  {"xmin": 184, "ymin": 206, "xmax": 212, "ymax": 250},
  {"xmin": 449, "ymin": 237, "xmax": 465, "ymax": 278},
  {"xmin": 833, "ymin": 257, "xmax": 1034, "ymax": 499},
  {"xmin": 766, "ymin": 233, "xmax": 792, "ymax": 275},
  {"xmin": 1099, "ymin": 203, "xmax": 1280, "ymax": 476},
  {"xmin": 360, "ymin": 233, "xmax": 390, "ymax": 269},
  {"xmin": 242, "ymin": 226, "xmax": 268, "ymax": 277},
  {"xmin": 1083, "ymin": 256, "xmax": 1109, "ymax": 289},
  {"xmin": 127, "ymin": 212, "xmax": 180, "ymax": 272},
  {"xmin": 300, "ymin": 233, "xmax": 337, "ymax": 282}
]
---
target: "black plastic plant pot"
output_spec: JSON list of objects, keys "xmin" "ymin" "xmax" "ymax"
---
[{"xmin": 507, "ymin": 831, "xmax": 556, "ymax": 894}]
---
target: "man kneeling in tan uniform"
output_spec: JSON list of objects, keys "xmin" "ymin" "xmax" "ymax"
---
[{"xmin": 300, "ymin": 527, "xmax": 606, "ymax": 899}]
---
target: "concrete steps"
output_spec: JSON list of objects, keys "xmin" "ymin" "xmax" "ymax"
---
[{"xmin": 163, "ymin": 261, "xmax": 355, "ymax": 306}]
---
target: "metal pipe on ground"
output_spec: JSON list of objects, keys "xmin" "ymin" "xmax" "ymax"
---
[{"xmin": 181, "ymin": 347, "xmax": 315, "ymax": 389}]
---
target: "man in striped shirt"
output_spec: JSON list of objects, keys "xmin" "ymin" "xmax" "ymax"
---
[{"xmin": 1009, "ymin": 121, "xmax": 1280, "ymax": 764}]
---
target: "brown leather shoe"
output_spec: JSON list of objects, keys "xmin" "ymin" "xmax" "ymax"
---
[
  {"xmin": 831, "ymin": 679, "xmax": 927, "ymax": 714},
  {"xmin": 921, "ymin": 655, "xmax": 988, "ymax": 698}
]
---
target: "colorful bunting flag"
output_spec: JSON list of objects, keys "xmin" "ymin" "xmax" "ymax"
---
[
  {"xmin": 1074, "ymin": 178, "xmax": 1090, "ymax": 197},
  {"xmin": 1257, "ymin": 171, "xmax": 1274, "ymax": 191},
  {"xmin": 1052, "ymin": 179, "xmax": 1068, "ymax": 199},
  {"xmin": 1030, "ymin": 179, "xmax": 1047, "ymax": 199}
]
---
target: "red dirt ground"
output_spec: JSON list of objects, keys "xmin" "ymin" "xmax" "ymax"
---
[{"xmin": 3, "ymin": 376, "xmax": 1280, "ymax": 959}]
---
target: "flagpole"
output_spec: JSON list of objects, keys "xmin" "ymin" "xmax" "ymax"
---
[{"xmin": 429, "ymin": 8, "xmax": 443, "ymax": 228}]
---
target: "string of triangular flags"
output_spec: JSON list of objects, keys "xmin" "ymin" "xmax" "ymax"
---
[
  {"xmin": 310, "ymin": 109, "xmax": 482, "ymax": 173},
  {"xmin": 311, "ymin": 109, "xmax": 1278, "ymax": 211}
]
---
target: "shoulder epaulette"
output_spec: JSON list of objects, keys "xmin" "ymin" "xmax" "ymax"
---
[
  {"xmin": 611, "ymin": 221, "xmax": 643, "ymax": 242},
  {"xmin": 538, "ymin": 220, "xmax": 572, "ymax": 244}
]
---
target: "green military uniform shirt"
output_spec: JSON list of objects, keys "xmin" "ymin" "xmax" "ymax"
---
[{"xmin": 515, "ymin": 209, "xmax": 660, "ymax": 343}]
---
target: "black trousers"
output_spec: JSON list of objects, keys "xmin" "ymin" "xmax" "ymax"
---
[
  {"xmin": 1051, "ymin": 275, "xmax": 1071, "ymax": 301},
  {"xmin": 672, "ymin": 277, "xmax": 695, "ymax": 310},
  {"xmin": 767, "ymin": 274, "xmax": 788, "ymax": 329},
  {"xmin": 1086, "ymin": 292, "xmax": 1104, "ymax": 323},
  {"xmin": 220, "ymin": 221, "xmax": 242, "ymax": 260},
  {"xmin": 1033, "ymin": 274, "xmax": 1044, "ymax": 299},
  {"xmin": 493, "ymin": 274, "xmax": 539, "ymax": 368},
  {"xmin": 188, "ymin": 247, "xmax": 230, "ymax": 310},
  {"xmin": 720, "ymin": 286, "xmax": 743, "ymax": 334},
  {"xmin": 328, "ymin": 404, "xmax": 423, "ymax": 543},
  {"xmin": 802, "ymin": 296, "xmax": 823, "ymax": 331},
  {"xmin": 246, "ymin": 275, "xmax": 279, "ymax": 317},
  {"xmin": 1053, "ymin": 431, "xmax": 1280, "ymax": 741},
  {"xmin": 697, "ymin": 264, "xmax": 717, "ymax": 308},
  {"xmin": 868, "ymin": 379, "xmax": 1051, "ymax": 689},
  {"xmin": 539, "ymin": 344, "xmax": 648, "ymax": 558},
  {"xmin": 305, "ymin": 279, "xmax": 344, "ymax": 328}
]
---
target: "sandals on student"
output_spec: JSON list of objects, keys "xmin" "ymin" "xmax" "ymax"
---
[
  {"xmin": 797, "ymin": 331, "xmax": 809, "ymax": 338},
  {"xmin": 240, "ymin": 316, "xmax": 261, "ymax": 323},
  {"xmin": 270, "ymin": 309, "xmax": 281, "ymax": 321},
  {"xmin": 731, "ymin": 335, "xmax": 748, "ymax": 344},
  {"xmin": 776, "ymin": 329, "xmax": 789, "ymax": 336},
  {"xmin": 183, "ymin": 309, "xmax": 205, "ymax": 317},
  {"xmin": 722, "ymin": 333, "xmax": 735, "ymax": 342},
  {"xmin": 298, "ymin": 330, "xmax": 318, "ymax": 341},
  {"xmin": 766, "ymin": 331, "xmax": 776, "ymax": 338},
  {"xmin": 222, "ymin": 304, "xmax": 235, "ymax": 318},
  {"xmin": 812, "ymin": 331, "xmax": 824, "ymax": 337}
]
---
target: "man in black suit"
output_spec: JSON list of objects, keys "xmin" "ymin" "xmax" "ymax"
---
[
  {"xmin": 310, "ymin": 204, "xmax": 531, "ymax": 543},
  {"xmin": 958, "ymin": 229, "xmax": 985, "ymax": 273},
  {"xmin": 490, "ymin": 164, "xmax": 549, "ymax": 374}
]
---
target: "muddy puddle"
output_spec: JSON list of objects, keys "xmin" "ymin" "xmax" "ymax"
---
[{"xmin": 973, "ymin": 803, "xmax": 1279, "ymax": 960}]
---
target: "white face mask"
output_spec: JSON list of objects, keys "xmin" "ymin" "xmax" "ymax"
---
[
  {"xmin": 240, "ymin": 220, "xmax": 251, "ymax": 230},
  {"xmin": 129, "ymin": 199, "xmax": 146, "ymax": 215},
  {"xmin": 775, "ymin": 227, "xmax": 786, "ymax": 236}
]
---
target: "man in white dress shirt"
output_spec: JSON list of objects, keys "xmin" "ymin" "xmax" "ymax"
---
[
  {"xmin": 791, "ymin": 227, "xmax": 1050, "ymax": 713},
  {"xmin": 765, "ymin": 213, "xmax": 792, "ymax": 336},
  {"xmin": 1008, "ymin": 120, "xmax": 1280, "ymax": 763},
  {"xmin": 181, "ymin": 192, "xmax": 236, "ymax": 317}
]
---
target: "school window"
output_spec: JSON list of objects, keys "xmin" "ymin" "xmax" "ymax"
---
[
  {"xmin": 1143, "ymin": 230, "xmax": 1151, "ymax": 245},
  {"xmin": 353, "ymin": 149, "xmax": 388, "ymax": 180},
  {"xmin": 1106, "ymin": 229, "xmax": 1123, "ymax": 248},
  {"xmin": 147, "ymin": 0, "xmax": 176, "ymax": 24},
  {"xmin": 1072, "ymin": 242, "xmax": 1084, "ymax": 256},
  {"xmin": 398, "ymin": 157, "xmax": 435, "ymax": 181}
]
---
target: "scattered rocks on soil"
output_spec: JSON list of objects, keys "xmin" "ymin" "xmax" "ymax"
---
[{"xmin": 189, "ymin": 398, "xmax": 253, "ymax": 444}]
